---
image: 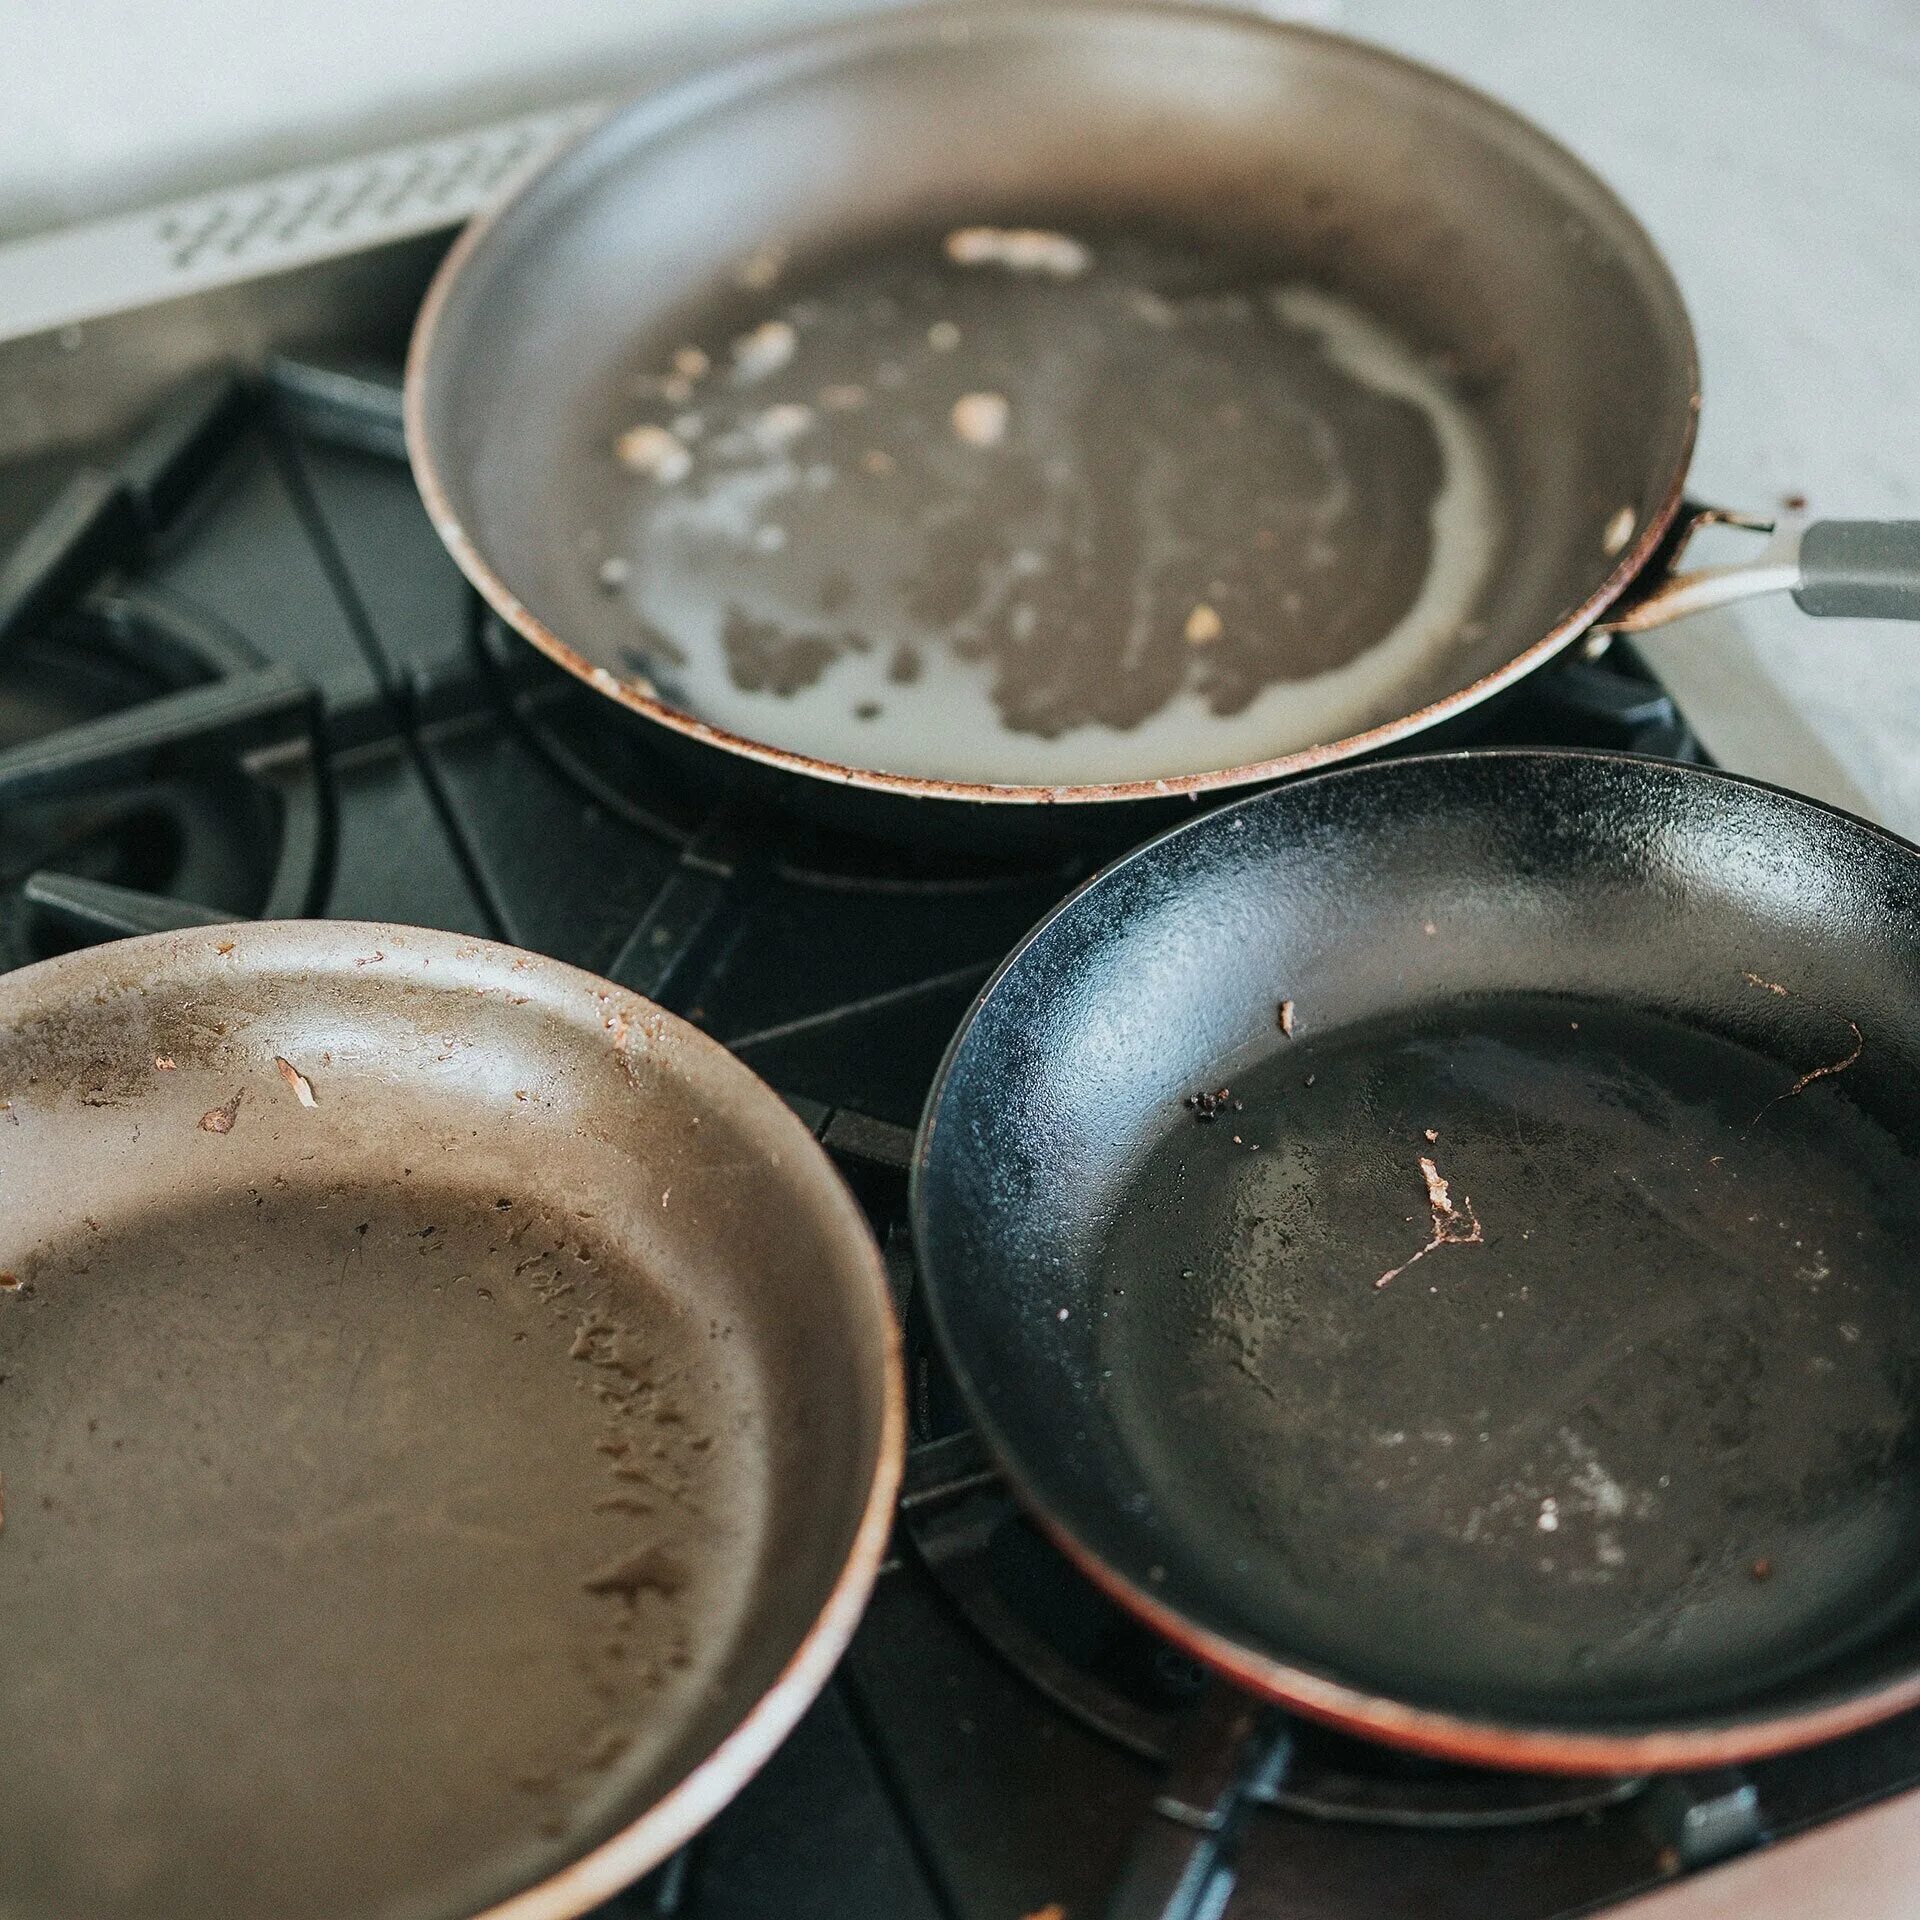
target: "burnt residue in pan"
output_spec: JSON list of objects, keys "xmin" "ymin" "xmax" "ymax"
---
[
  {"xmin": 1098, "ymin": 991, "xmax": 1920, "ymax": 1717},
  {"xmin": 588, "ymin": 228, "xmax": 1500, "ymax": 785}
]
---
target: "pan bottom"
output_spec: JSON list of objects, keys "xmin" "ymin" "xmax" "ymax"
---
[
  {"xmin": 1096, "ymin": 992, "xmax": 1920, "ymax": 1723},
  {"xmin": 0, "ymin": 1177, "xmax": 768, "ymax": 1920}
]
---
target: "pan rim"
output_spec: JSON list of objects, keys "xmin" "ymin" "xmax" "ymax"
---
[
  {"xmin": 0, "ymin": 919, "xmax": 905, "ymax": 1919},
  {"xmin": 403, "ymin": 0, "xmax": 1700, "ymax": 812},
  {"xmin": 909, "ymin": 746, "xmax": 1920, "ymax": 1772}
]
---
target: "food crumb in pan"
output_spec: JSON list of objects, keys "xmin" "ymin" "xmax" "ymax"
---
[
  {"xmin": 730, "ymin": 317, "xmax": 798, "ymax": 382},
  {"xmin": 671, "ymin": 345, "xmax": 710, "ymax": 381},
  {"xmin": 1128, "ymin": 287, "xmax": 1177, "ymax": 329},
  {"xmin": 198, "ymin": 1091, "xmax": 243, "ymax": 1134},
  {"xmin": 1376, "ymin": 1153, "xmax": 1482, "ymax": 1287},
  {"xmin": 1537, "ymin": 1498, "xmax": 1559, "ymax": 1532},
  {"xmin": 1184, "ymin": 1086, "xmax": 1232, "ymax": 1123},
  {"xmin": 596, "ymin": 556, "xmax": 631, "ymax": 591},
  {"xmin": 1276, "ymin": 997, "xmax": 1296, "ymax": 1036},
  {"xmin": 154, "ymin": 1055, "xmax": 176, "ymax": 1070},
  {"xmin": 614, "ymin": 423, "xmax": 693, "ymax": 483},
  {"xmin": 1602, "ymin": 504, "xmax": 1636, "ymax": 556},
  {"xmin": 944, "ymin": 225, "xmax": 1091, "ymax": 277},
  {"xmin": 1424, "ymin": 1127, "xmax": 1439, "ymax": 1142},
  {"xmin": 0, "ymin": 1272, "xmax": 19, "ymax": 1291},
  {"xmin": 1752, "ymin": 1557, "xmax": 1774, "ymax": 1581},
  {"xmin": 1754, "ymin": 1017, "xmax": 1864, "ymax": 1125},
  {"xmin": 1422, "ymin": 921, "xmax": 1437, "ymax": 937},
  {"xmin": 274, "ymin": 1057, "xmax": 317, "ymax": 1108},
  {"xmin": 1184, "ymin": 603, "xmax": 1223, "ymax": 646},
  {"xmin": 215, "ymin": 939, "xmax": 235, "ymax": 955},
  {"xmin": 854, "ymin": 701, "xmax": 883, "ymax": 720},
  {"xmin": 1743, "ymin": 970, "xmax": 1790, "ymax": 996},
  {"xmin": 752, "ymin": 402, "xmax": 814, "ymax": 450},
  {"xmin": 1020, "ymin": 1906, "xmax": 1068, "ymax": 1920},
  {"xmin": 734, "ymin": 243, "xmax": 786, "ymax": 291},
  {"xmin": 950, "ymin": 391, "xmax": 1010, "ymax": 447},
  {"xmin": 927, "ymin": 319, "xmax": 961, "ymax": 352}
]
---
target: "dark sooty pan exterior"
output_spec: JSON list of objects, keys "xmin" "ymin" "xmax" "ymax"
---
[
  {"xmin": 0, "ymin": 924, "xmax": 902, "ymax": 1920},
  {"xmin": 406, "ymin": 1, "xmax": 1697, "ymax": 844},
  {"xmin": 913, "ymin": 751, "xmax": 1920, "ymax": 1771}
]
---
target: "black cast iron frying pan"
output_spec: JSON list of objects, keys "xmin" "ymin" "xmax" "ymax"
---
[
  {"xmin": 0, "ymin": 923, "xmax": 902, "ymax": 1920},
  {"xmin": 912, "ymin": 750, "xmax": 1920, "ymax": 1773},
  {"xmin": 406, "ymin": 1, "xmax": 1920, "ymax": 845}
]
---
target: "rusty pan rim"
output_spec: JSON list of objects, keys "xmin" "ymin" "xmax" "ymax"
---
[
  {"xmin": 0, "ymin": 920, "xmax": 906, "ymax": 1920},
  {"xmin": 403, "ymin": 0, "xmax": 1699, "ymax": 813}
]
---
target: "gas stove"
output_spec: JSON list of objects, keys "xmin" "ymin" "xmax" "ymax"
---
[{"xmin": 6, "ymin": 259, "xmax": 1920, "ymax": 1920}]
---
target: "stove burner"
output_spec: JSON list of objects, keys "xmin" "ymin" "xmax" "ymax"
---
[
  {"xmin": 479, "ymin": 609, "xmax": 1086, "ymax": 898},
  {"xmin": 0, "ymin": 583, "xmax": 324, "ymax": 969},
  {"xmin": 907, "ymin": 1471, "xmax": 1643, "ymax": 1829},
  {"xmin": 5, "ymin": 351, "xmax": 1845, "ymax": 1920}
]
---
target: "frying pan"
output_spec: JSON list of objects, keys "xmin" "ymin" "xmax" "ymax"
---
[
  {"xmin": 912, "ymin": 749, "xmax": 1920, "ymax": 1774},
  {"xmin": 0, "ymin": 923, "xmax": 902, "ymax": 1920},
  {"xmin": 405, "ymin": 1, "xmax": 1920, "ymax": 845}
]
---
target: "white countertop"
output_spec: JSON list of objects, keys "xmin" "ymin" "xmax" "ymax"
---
[{"xmin": 1344, "ymin": 0, "xmax": 1920, "ymax": 839}]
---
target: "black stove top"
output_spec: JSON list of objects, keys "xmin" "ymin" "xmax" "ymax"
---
[{"xmin": 5, "ymin": 365, "xmax": 1917, "ymax": 1920}]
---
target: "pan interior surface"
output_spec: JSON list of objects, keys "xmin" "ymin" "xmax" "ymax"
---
[
  {"xmin": 0, "ymin": 928, "xmax": 894, "ymax": 1920},
  {"xmin": 414, "ymin": 2, "xmax": 1695, "ymax": 794},
  {"xmin": 915, "ymin": 753, "xmax": 1920, "ymax": 1754},
  {"xmin": 568, "ymin": 228, "xmax": 1500, "ymax": 786},
  {"xmin": 1102, "ymin": 992, "xmax": 1920, "ymax": 1718}
]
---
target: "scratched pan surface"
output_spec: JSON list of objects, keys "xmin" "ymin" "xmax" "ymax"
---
[
  {"xmin": 913, "ymin": 751, "xmax": 1920, "ymax": 1771},
  {"xmin": 0, "ymin": 924, "xmax": 900, "ymax": 1920}
]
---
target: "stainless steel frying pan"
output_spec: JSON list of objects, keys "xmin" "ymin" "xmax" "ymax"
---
[
  {"xmin": 405, "ymin": 0, "xmax": 1919, "ymax": 842},
  {"xmin": 0, "ymin": 922, "xmax": 902, "ymax": 1920}
]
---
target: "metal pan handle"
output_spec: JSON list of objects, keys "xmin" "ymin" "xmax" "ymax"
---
[
  {"xmin": 1602, "ymin": 509, "xmax": 1920, "ymax": 634},
  {"xmin": 1103, "ymin": 1688, "xmax": 1292, "ymax": 1920}
]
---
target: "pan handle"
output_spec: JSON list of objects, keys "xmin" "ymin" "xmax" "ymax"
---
[
  {"xmin": 1601, "ymin": 507, "xmax": 1920, "ymax": 634},
  {"xmin": 1103, "ymin": 1687, "xmax": 1292, "ymax": 1920}
]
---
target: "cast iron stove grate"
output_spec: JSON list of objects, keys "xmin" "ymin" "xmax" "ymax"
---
[{"xmin": 5, "ymin": 362, "xmax": 1918, "ymax": 1920}]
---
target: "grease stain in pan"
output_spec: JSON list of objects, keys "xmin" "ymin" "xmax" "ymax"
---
[{"xmin": 593, "ymin": 230, "xmax": 1502, "ymax": 786}]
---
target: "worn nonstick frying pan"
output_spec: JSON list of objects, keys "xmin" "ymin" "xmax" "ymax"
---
[
  {"xmin": 405, "ymin": 0, "xmax": 1920, "ymax": 846},
  {"xmin": 0, "ymin": 923, "xmax": 902, "ymax": 1920},
  {"xmin": 912, "ymin": 749, "xmax": 1920, "ymax": 1775}
]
